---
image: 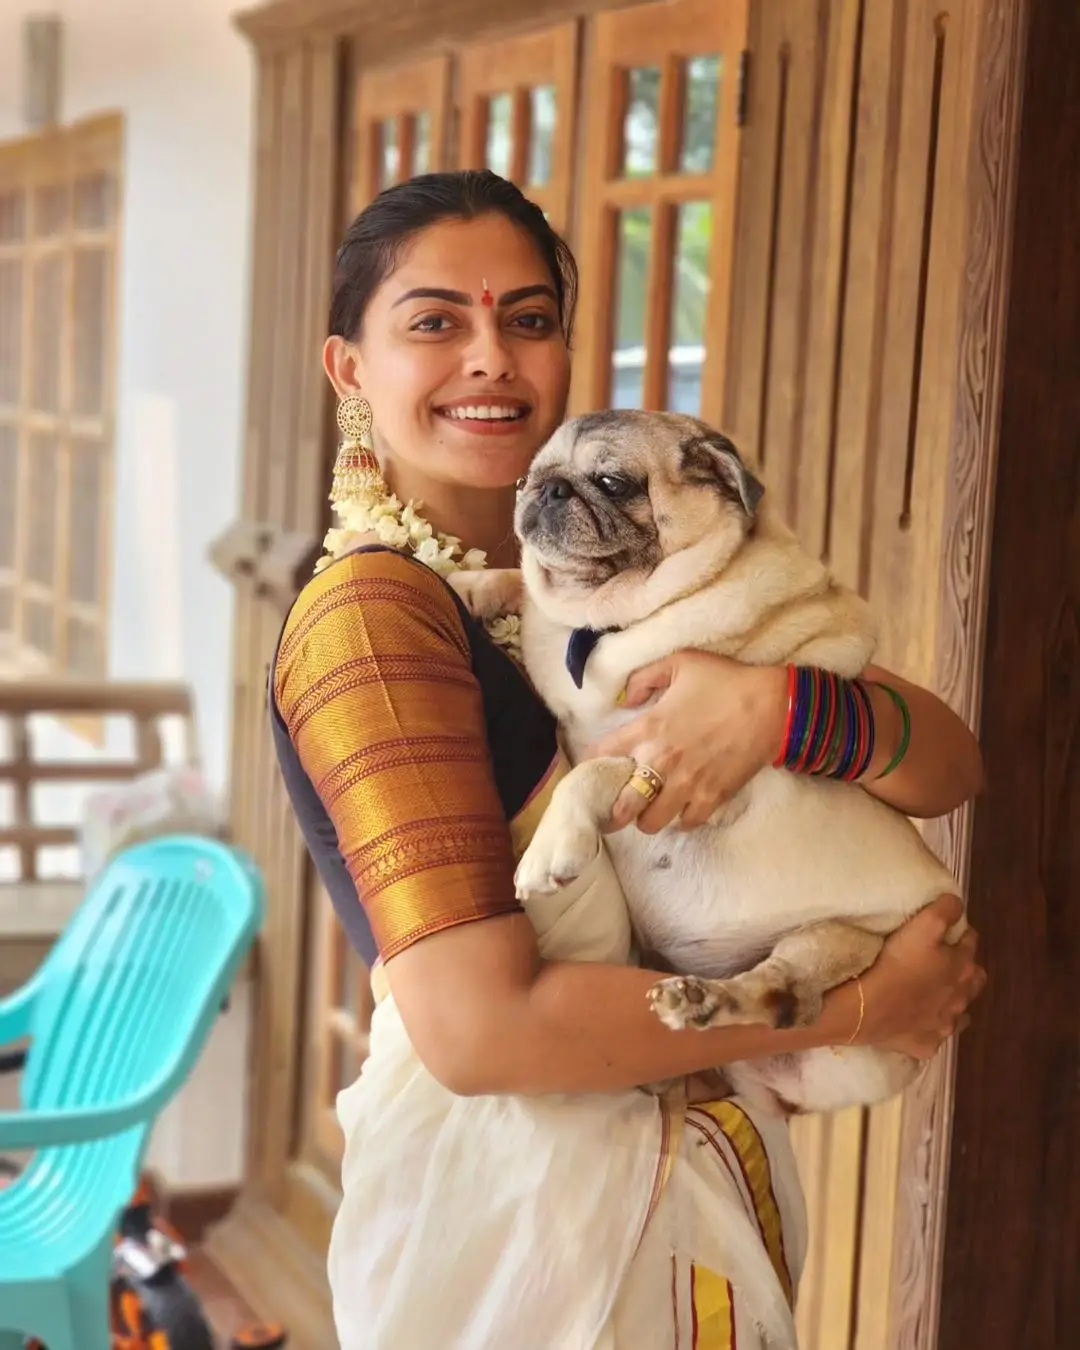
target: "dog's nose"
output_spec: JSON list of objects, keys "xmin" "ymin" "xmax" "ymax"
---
[{"xmin": 541, "ymin": 476, "xmax": 574, "ymax": 505}]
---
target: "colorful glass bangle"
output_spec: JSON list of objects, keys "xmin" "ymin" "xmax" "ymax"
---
[
  {"xmin": 773, "ymin": 666, "xmax": 877, "ymax": 782},
  {"xmin": 872, "ymin": 683, "xmax": 912, "ymax": 779}
]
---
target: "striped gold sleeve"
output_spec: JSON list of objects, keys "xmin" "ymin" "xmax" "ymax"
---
[{"xmin": 274, "ymin": 550, "xmax": 520, "ymax": 962}]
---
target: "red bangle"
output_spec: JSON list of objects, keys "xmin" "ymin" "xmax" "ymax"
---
[{"xmin": 772, "ymin": 664, "xmax": 799, "ymax": 768}]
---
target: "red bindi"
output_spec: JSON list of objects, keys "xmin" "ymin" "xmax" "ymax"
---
[{"xmin": 480, "ymin": 278, "xmax": 494, "ymax": 307}]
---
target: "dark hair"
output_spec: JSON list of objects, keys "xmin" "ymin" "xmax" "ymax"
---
[{"xmin": 328, "ymin": 170, "xmax": 578, "ymax": 344}]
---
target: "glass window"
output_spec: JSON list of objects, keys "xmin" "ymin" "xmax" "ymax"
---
[{"xmin": 611, "ymin": 207, "xmax": 653, "ymax": 408}]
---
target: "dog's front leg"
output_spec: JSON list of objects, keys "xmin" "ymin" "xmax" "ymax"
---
[
  {"xmin": 514, "ymin": 757, "xmax": 639, "ymax": 898},
  {"xmin": 649, "ymin": 921, "xmax": 885, "ymax": 1032}
]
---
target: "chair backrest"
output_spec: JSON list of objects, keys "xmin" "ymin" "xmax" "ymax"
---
[{"xmin": 21, "ymin": 835, "xmax": 264, "ymax": 1116}]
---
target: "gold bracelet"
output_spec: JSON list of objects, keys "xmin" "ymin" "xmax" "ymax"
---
[
  {"xmin": 846, "ymin": 976, "xmax": 866, "ymax": 1045},
  {"xmin": 831, "ymin": 976, "xmax": 866, "ymax": 1056}
]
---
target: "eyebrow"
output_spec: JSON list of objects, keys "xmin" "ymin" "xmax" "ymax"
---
[{"xmin": 392, "ymin": 284, "xmax": 558, "ymax": 308}]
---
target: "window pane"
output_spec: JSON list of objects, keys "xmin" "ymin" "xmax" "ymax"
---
[
  {"xmin": 69, "ymin": 439, "xmax": 104, "ymax": 604},
  {"xmin": 74, "ymin": 173, "xmax": 116, "ymax": 230},
  {"xmin": 0, "ymin": 260, "xmax": 22, "ymax": 406},
  {"xmin": 34, "ymin": 184, "xmax": 67, "ymax": 238},
  {"xmin": 73, "ymin": 249, "xmax": 109, "ymax": 416},
  {"xmin": 379, "ymin": 119, "xmax": 400, "ymax": 189},
  {"xmin": 680, "ymin": 56, "xmax": 722, "ymax": 174},
  {"xmin": 0, "ymin": 424, "xmax": 17, "ymax": 569},
  {"xmin": 66, "ymin": 616, "xmax": 101, "ymax": 676},
  {"xmin": 0, "ymin": 191, "xmax": 25, "ymax": 242},
  {"xmin": 25, "ymin": 433, "xmax": 58, "ymax": 586},
  {"xmin": 413, "ymin": 111, "xmax": 432, "ymax": 175},
  {"xmin": 24, "ymin": 598, "xmax": 56, "ymax": 658},
  {"xmin": 611, "ymin": 208, "xmax": 652, "ymax": 409},
  {"xmin": 32, "ymin": 254, "xmax": 64, "ymax": 413},
  {"xmin": 623, "ymin": 67, "xmax": 660, "ymax": 178},
  {"xmin": 667, "ymin": 203, "xmax": 713, "ymax": 414},
  {"xmin": 527, "ymin": 86, "xmax": 557, "ymax": 187},
  {"xmin": 485, "ymin": 93, "xmax": 513, "ymax": 178}
]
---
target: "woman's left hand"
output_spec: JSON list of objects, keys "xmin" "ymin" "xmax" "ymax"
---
[{"xmin": 590, "ymin": 650, "xmax": 788, "ymax": 833}]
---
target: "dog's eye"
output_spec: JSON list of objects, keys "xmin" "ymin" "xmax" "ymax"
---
[{"xmin": 594, "ymin": 474, "xmax": 636, "ymax": 499}]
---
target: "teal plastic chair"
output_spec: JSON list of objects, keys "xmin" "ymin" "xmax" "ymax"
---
[{"xmin": 0, "ymin": 835, "xmax": 265, "ymax": 1350}]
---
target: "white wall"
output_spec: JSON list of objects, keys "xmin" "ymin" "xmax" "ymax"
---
[{"xmin": 0, "ymin": 0, "xmax": 256, "ymax": 1193}]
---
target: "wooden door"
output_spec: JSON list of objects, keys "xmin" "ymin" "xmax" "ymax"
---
[
  {"xmin": 457, "ymin": 22, "xmax": 580, "ymax": 232},
  {"xmin": 571, "ymin": 0, "xmax": 749, "ymax": 419}
]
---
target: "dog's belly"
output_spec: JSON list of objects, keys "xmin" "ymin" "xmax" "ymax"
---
[{"xmin": 603, "ymin": 766, "xmax": 958, "ymax": 979}]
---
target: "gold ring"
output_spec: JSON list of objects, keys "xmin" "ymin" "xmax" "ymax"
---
[{"xmin": 628, "ymin": 764, "xmax": 665, "ymax": 803}]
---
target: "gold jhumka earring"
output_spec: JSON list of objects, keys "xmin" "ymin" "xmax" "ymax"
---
[{"xmin": 330, "ymin": 395, "xmax": 384, "ymax": 506}]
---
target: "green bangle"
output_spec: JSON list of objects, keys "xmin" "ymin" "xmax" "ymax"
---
[{"xmin": 874, "ymin": 684, "xmax": 911, "ymax": 779}]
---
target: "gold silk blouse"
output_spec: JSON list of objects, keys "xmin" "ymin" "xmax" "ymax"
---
[{"xmin": 273, "ymin": 548, "xmax": 534, "ymax": 962}]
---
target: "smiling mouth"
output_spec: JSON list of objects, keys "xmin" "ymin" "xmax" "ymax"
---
[{"xmin": 436, "ymin": 403, "xmax": 531, "ymax": 424}]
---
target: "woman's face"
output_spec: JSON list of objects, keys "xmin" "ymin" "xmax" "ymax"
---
[{"xmin": 324, "ymin": 214, "xmax": 572, "ymax": 491}]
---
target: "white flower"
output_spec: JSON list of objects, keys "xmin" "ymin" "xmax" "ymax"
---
[
  {"xmin": 486, "ymin": 613, "xmax": 523, "ymax": 661},
  {"xmin": 369, "ymin": 495, "xmax": 403, "ymax": 521},
  {"xmin": 460, "ymin": 548, "xmax": 488, "ymax": 571},
  {"xmin": 336, "ymin": 503, "xmax": 376, "ymax": 533},
  {"xmin": 322, "ymin": 527, "xmax": 352, "ymax": 554},
  {"xmin": 487, "ymin": 614, "xmax": 521, "ymax": 643},
  {"xmin": 374, "ymin": 514, "xmax": 410, "ymax": 547},
  {"xmin": 413, "ymin": 535, "xmax": 459, "ymax": 576},
  {"xmin": 401, "ymin": 502, "xmax": 434, "ymax": 543}
]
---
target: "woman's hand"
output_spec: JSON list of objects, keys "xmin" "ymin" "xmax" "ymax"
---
[
  {"xmin": 591, "ymin": 651, "xmax": 787, "ymax": 832},
  {"xmin": 846, "ymin": 895, "xmax": 986, "ymax": 1058}
]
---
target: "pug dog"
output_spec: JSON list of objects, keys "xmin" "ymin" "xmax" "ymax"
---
[{"xmin": 450, "ymin": 409, "xmax": 964, "ymax": 1116}]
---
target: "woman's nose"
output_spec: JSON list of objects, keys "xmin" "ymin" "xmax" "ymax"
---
[{"xmin": 465, "ymin": 322, "xmax": 516, "ymax": 381}]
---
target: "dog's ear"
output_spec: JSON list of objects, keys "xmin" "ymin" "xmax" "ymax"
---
[{"xmin": 680, "ymin": 430, "xmax": 765, "ymax": 517}]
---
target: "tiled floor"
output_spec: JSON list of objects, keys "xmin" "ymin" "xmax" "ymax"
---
[{"xmin": 185, "ymin": 1247, "xmax": 267, "ymax": 1344}]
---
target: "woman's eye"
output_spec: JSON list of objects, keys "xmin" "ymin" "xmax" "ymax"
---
[
  {"xmin": 595, "ymin": 475, "xmax": 636, "ymax": 499},
  {"xmin": 411, "ymin": 314, "xmax": 453, "ymax": 333},
  {"xmin": 511, "ymin": 312, "xmax": 555, "ymax": 333}
]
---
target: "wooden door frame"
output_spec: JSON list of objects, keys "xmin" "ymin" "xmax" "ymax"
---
[{"xmin": 220, "ymin": 3, "xmax": 1033, "ymax": 1348}]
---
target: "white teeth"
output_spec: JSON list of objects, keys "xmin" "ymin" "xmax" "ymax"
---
[{"xmin": 443, "ymin": 405, "xmax": 525, "ymax": 421}]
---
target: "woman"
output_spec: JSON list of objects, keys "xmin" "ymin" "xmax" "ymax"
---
[{"xmin": 271, "ymin": 171, "xmax": 984, "ymax": 1349}]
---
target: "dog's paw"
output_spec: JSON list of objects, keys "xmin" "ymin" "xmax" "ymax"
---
[
  {"xmin": 514, "ymin": 821, "xmax": 601, "ymax": 899},
  {"xmin": 445, "ymin": 569, "xmax": 522, "ymax": 620},
  {"xmin": 648, "ymin": 975, "xmax": 739, "ymax": 1031}
]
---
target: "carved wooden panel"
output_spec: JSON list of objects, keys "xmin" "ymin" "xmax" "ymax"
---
[
  {"xmin": 901, "ymin": 1, "xmax": 1031, "ymax": 1346},
  {"xmin": 725, "ymin": 1, "xmax": 1023, "ymax": 1346}
]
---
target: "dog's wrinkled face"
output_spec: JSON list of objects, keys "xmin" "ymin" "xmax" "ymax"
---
[{"xmin": 514, "ymin": 410, "xmax": 764, "ymax": 598}]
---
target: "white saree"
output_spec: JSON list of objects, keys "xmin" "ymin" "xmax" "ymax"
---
[{"xmin": 327, "ymin": 840, "xmax": 808, "ymax": 1350}]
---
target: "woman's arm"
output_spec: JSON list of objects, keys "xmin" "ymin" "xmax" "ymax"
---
[
  {"xmin": 860, "ymin": 664, "xmax": 983, "ymax": 816},
  {"xmin": 593, "ymin": 652, "xmax": 983, "ymax": 831},
  {"xmin": 388, "ymin": 894, "xmax": 981, "ymax": 1096}
]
